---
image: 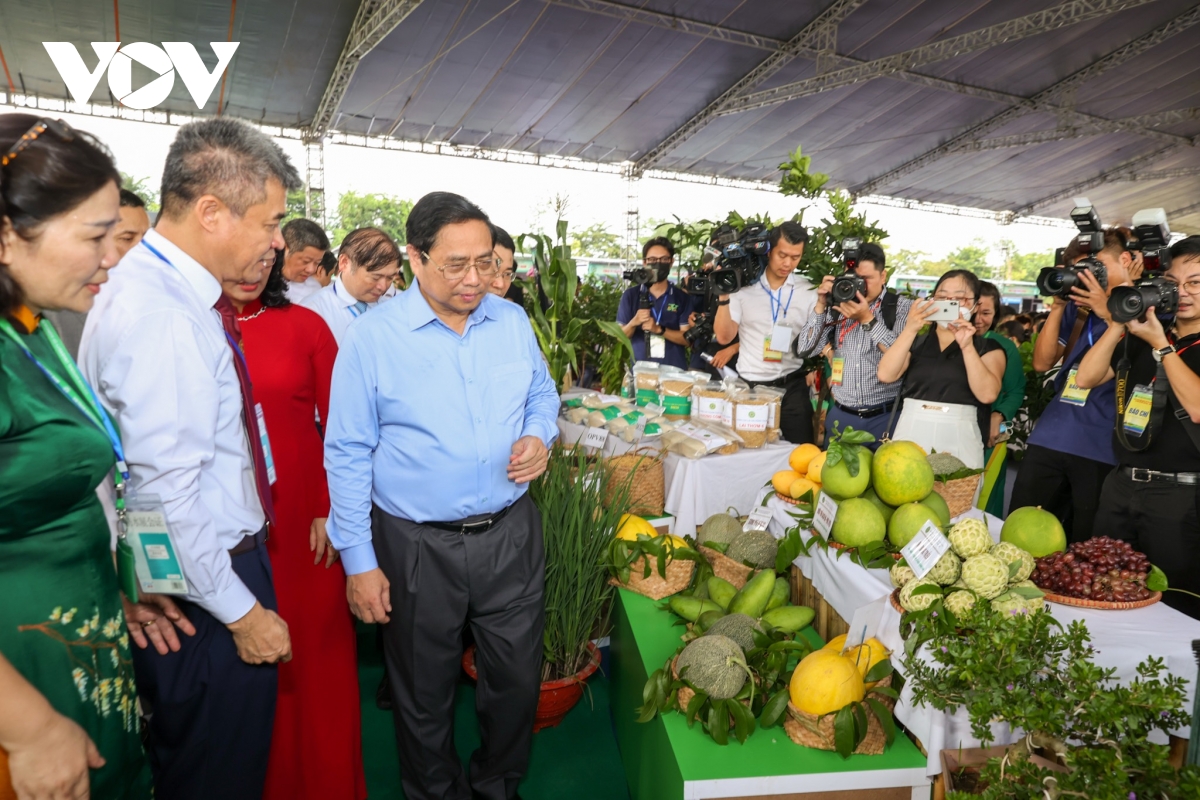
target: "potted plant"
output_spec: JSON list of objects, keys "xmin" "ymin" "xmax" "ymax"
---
[{"xmin": 902, "ymin": 606, "xmax": 1200, "ymax": 797}]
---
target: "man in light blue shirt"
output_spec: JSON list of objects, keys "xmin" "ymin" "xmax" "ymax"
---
[{"xmin": 324, "ymin": 192, "xmax": 557, "ymax": 800}]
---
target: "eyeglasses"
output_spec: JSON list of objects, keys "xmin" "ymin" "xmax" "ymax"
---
[
  {"xmin": 644, "ymin": 257, "xmax": 673, "ymax": 266},
  {"xmin": 420, "ymin": 251, "xmax": 501, "ymax": 281},
  {"xmin": 1172, "ymin": 279, "xmax": 1200, "ymax": 295},
  {"xmin": 1, "ymin": 118, "xmax": 75, "ymax": 168},
  {"xmin": 495, "ymin": 270, "xmax": 516, "ymax": 282}
]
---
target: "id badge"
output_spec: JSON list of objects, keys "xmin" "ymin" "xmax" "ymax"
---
[
  {"xmin": 1059, "ymin": 368, "xmax": 1090, "ymax": 406},
  {"xmin": 125, "ymin": 494, "xmax": 189, "ymax": 595},
  {"xmin": 649, "ymin": 334, "xmax": 666, "ymax": 360},
  {"xmin": 830, "ymin": 356, "xmax": 845, "ymax": 386},
  {"xmin": 255, "ymin": 403, "xmax": 277, "ymax": 485},
  {"xmin": 770, "ymin": 324, "xmax": 793, "ymax": 353},
  {"xmin": 1123, "ymin": 384, "xmax": 1154, "ymax": 436}
]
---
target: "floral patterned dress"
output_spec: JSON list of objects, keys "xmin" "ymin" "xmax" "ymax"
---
[{"xmin": 0, "ymin": 313, "xmax": 152, "ymax": 799}]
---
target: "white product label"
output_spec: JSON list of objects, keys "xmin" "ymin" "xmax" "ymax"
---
[
  {"xmin": 696, "ymin": 395, "xmax": 724, "ymax": 422},
  {"xmin": 743, "ymin": 506, "xmax": 774, "ymax": 532},
  {"xmin": 736, "ymin": 403, "xmax": 768, "ymax": 431},
  {"xmin": 768, "ymin": 401, "xmax": 776, "ymax": 428},
  {"xmin": 812, "ymin": 491, "xmax": 838, "ymax": 537},
  {"xmin": 583, "ymin": 427, "xmax": 609, "ymax": 451},
  {"xmin": 721, "ymin": 399, "xmax": 734, "ymax": 428},
  {"xmin": 901, "ymin": 521, "xmax": 953, "ymax": 579},
  {"xmin": 845, "ymin": 596, "xmax": 889, "ymax": 652}
]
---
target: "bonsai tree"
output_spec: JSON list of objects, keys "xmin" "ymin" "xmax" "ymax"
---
[{"xmin": 903, "ymin": 606, "xmax": 1200, "ymax": 798}]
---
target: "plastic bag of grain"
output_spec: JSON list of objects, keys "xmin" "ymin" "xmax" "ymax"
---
[
  {"xmin": 658, "ymin": 369, "xmax": 695, "ymax": 421},
  {"xmin": 754, "ymin": 386, "xmax": 785, "ymax": 440},
  {"xmin": 720, "ymin": 378, "xmax": 750, "ymax": 430},
  {"xmin": 693, "ymin": 380, "xmax": 725, "ymax": 423},
  {"xmin": 733, "ymin": 390, "xmax": 771, "ymax": 448},
  {"xmin": 586, "ymin": 405, "xmax": 625, "ymax": 427},
  {"xmin": 632, "ymin": 361, "xmax": 661, "ymax": 407}
]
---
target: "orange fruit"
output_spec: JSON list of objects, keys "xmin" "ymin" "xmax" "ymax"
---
[
  {"xmin": 772, "ymin": 469, "xmax": 803, "ymax": 495},
  {"xmin": 806, "ymin": 451, "xmax": 828, "ymax": 483},
  {"xmin": 789, "ymin": 477, "xmax": 818, "ymax": 501},
  {"xmin": 788, "ymin": 443, "xmax": 822, "ymax": 474}
]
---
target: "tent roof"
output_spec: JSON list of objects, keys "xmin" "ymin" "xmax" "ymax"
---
[{"xmin": 1, "ymin": 0, "xmax": 1198, "ymax": 228}]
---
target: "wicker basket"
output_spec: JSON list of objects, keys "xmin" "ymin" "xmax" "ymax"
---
[
  {"xmin": 783, "ymin": 676, "xmax": 895, "ymax": 755},
  {"xmin": 932, "ymin": 473, "xmax": 983, "ymax": 517},
  {"xmin": 605, "ymin": 448, "xmax": 664, "ymax": 517},
  {"xmin": 610, "ymin": 555, "xmax": 695, "ymax": 601},
  {"xmin": 672, "ymin": 655, "xmax": 750, "ymax": 718},
  {"xmin": 1039, "ymin": 589, "xmax": 1162, "ymax": 610},
  {"xmin": 698, "ymin": 545, "xmax": 755, "ymax": 589}
]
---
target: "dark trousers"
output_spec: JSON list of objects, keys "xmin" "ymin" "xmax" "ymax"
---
[
  {"xmin": 131, "ymin": 544, "xmax": 278, "ymax": 800},
  {"xmin": 373, "ymin": 494, "xmax": 545, "ymax": 800},
  {"xmin": 748, "ymin": 370, "xmax": 814, "ymax": 445},
  {"xmin": 1009, "ymin": 444, "xmax": 1113, "ymax": 543},
  {"xmin": 1095, "ymin": 469, "xmax": 1200, "ymax": 620},
  {"xmin": 825, "ymin": 402, "xmax": 895, "ymax": 450}
]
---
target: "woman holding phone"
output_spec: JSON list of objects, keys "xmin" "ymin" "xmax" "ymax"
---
[{"xmin": 877, "ymin": 269, "xmax": 1006, "ymax": 468}]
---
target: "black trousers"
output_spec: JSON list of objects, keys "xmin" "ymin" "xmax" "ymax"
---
[
  {"xmin": 131, "ymin": 544, "xmax": 278, "ymax": 800},
  {"xmin": 374, "ymin": 494, "xmax": 546, "ymax": 800},
  {"xmin": 747, "ymin": 369, "xmax": 814, "ymax": 445},
  {"xmin": 1095, "ymin": 469, "xmax": 1200, "ymax": 620},
  {"xmin": 1009, "ymin": 444, "xmax": 1113, "ymax": 544}
]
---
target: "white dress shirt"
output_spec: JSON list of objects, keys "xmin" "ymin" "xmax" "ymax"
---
[
  {"xmin": 284, "ymin": 276, "xmax": 323, "ymax": 304},
  {"xmin": 80, "ymin": 230, "xmax": 265, "ymax": 624},
  {"xmin": 727, "ymin": 272, "xmax": 818, "ymax": 381},
  {"xmin": 300, "ymin": 276, "xmax": 396, "ymax": 344}
]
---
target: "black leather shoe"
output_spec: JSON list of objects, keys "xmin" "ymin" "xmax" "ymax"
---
[{"xmin": 375, "ymin": 674, "xmax": 392, "ymax": 711}]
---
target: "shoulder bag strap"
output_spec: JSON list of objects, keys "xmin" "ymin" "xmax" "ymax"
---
[{"xmin": 1061, "ymin": 307, "xmax": 1089, "ymax": 371}]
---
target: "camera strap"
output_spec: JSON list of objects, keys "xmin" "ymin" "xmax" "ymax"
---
[{"xmin": 1061, "ymin": 307, "xmax": 1090, "ymax": 373}]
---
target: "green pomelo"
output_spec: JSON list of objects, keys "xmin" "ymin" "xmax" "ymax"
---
[
  {"xmin": 888, "ymin": 502, "xmax": 942, "ymax": 549},
  {"xmin": 830, "ymin": 498, "xmax": 887, "ymax": 548},
  {"xmin": 1000, "ymin": 506, "xmax": 1067, "ymax": 558},
  {"xmin": 821, "ymin": 448, "xmax": 873, "ymax": 500},
  {"xmin": 872, "ymin": 442, "xmax": 935, "ymax": 506},
  {"xmin": 862, "ymin": 487, "xmax": 896, "ymax": 524},
  {"xmin": 918, "ymin": 490, "xmax": 951, "ymax": 528}
]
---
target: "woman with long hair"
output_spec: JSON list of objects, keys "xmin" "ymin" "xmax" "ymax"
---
[{"xmin": 877, "ymin": 269, "xmax": 1007, "ymax": 468}]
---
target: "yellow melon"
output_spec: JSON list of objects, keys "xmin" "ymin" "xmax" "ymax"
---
[
  {"xmin": 844, "ymin": 638, "xmax": 891, "ymax": 690},
  {"xmin": 788, "ymin": 443, "xmax": 822, "ymax": 474},
  {"xmin": 772, "ymin": 469, "xmax": 803, "ymax": 495},
  {"xmin": 806, "ymin": 452, "xmax": 828, "ymax": 483},
  {"xmin": 616, "ymin": 514, "xmax": 658, "ymax": 541},
  {"xmin": 789, "ymin": 649, "xmax": 865, "ymax": 716},
  {"xmin": 823, "ymin": 634, "xmax": 848, "ymax": 653}
]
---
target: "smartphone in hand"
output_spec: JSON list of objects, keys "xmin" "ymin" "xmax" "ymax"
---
[{"xmin": 925, "ymin": 300, "xmax": 961, "ymax": 322}]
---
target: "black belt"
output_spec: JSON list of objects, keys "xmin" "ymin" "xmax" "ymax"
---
[
  {"xmin": 423, "ymin": 502, "xmax": 515, "ymax": 535},
  {"xmin": 229, "ymin": 525, "xmax": 268, "ymax": 556},
  {"xmin": 747, "ymin": 369, "xmax": 804, "ymax": 390},
  {"xmin": 1122, "ymin": 466, "xmax": 1200, "ymax": 486},
  {"xmin": 834, "ymin": 400, "xmax": 894, "ymax": 419}
]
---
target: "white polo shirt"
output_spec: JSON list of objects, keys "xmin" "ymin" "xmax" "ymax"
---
[
  {"xmin": 301, "ymin": 276, "xmax": 397, "ymax": 344},
  {"xmin": 728, "ymin": 272, "xmax": 818, "ymax": 381},
  {"xmin": 284, "ymin": 276, "xmax": 323, "ymax": 304}
]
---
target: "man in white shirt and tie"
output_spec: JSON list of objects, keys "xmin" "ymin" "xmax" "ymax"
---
[
  {"xmin": 280, "ymin": 218, "xmax": 329, "ymax": 304},
  {"xmin": 302, "ymin": 226, "xmax": 401, "ymax": 343},
  {"xmin": 81, "ymin": 118, "xmax": 295, "ymax": 800}
]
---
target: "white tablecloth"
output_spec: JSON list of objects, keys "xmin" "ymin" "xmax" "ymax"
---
[
  {"xmin": 760, "ymin": 490, "xmax": 1200, "ymax": 776},
  {"xmin": 556, "ymin": 418, "xmax": 656, "ymax": 458},
  {"xmin": 664, "ymin": 442, "xmax": 793, "ymax": 536}
]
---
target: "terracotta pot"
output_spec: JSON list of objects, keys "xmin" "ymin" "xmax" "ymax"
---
[{"xmin": 462, "ymin": 641, "xmax": 602, "ymax": 732}]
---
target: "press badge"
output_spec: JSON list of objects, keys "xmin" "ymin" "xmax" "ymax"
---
[
  {"xmin": 830, "ymin": 356, "xmax": 846, "ymax": 386},
  {"xmin": 649, "ymin": 334, "xmax": 666, "ymax": 360},
  {"xmin": 255, "ymin": 403, "xmax": 277, "ymax": 485},
  {"xmin": 764, "ymin": 324, "xmax": 791, "ymax": 362},
  {"xmin": 1123, "ymin": 384, "xmax": 1154, "ymax": 436},
  {"xmin": 1059, "ymin": 368, "xmax": 1090, "ymax": 406},
  {"xmin": 125, "ymin": 494, "xmax": 189, "ymax": 595}
]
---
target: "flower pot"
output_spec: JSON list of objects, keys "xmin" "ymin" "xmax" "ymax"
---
[
  {"xmin": 941, "ymin": 744, "xmax": 1066, "ymax": 795},
  {"xmin": 462, "ymin": 641, "xmax": 602, "ymax": 732}
]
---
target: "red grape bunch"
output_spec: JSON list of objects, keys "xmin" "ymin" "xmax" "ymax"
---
[{"xmin": 1032, "ymin": 537, "xmax": 1152, "ymax": 602}]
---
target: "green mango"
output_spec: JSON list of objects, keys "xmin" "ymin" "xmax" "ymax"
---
[
  {"xmin": 706, "ymin": 576, "xmax": 738, "ymax": 610},
  {"xmin": 727, "ymin": 570, "xmax": 775, "ymax": 618},
  {"xmin": 669, "ymin": 596, "xmax": 721, "ymax": 622},
  {"xmin": 760, "ymin": 605, "xmax": 815, "ymax": 633},
  {"xmin": 765, "ymin": 577, "xmax": 790, "ymax": 611},
  {"xmin": 695, "ymin": 609, "xmax": 725, "ymax": 632}
]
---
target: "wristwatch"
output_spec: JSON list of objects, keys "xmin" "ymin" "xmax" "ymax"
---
[
  {"xmin": 717, "ymin": 299, "xmax": 730, "ymax": 306},
  {"xmin": 862, "ymin": 318, "xmax": 877, "ymax": 332},
  {"xmin": 1152, "ymin": 343, "xmax": 1177, "ymax": 362}
]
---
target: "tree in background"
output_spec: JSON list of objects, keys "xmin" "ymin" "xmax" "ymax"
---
[
  {"xmin": 568, "ymin": 223, "xmax": 623, "ymax": 259},
  {"xmin": 120, "ymin": 173, "xmax": 160, "ymax": 213},
  {"xmin": 330, "ymin": 192, "xmax": 413, "ymax": 247},
  {"xmin": 946, "ymin": 240, "xmax": 991, "ymax": 275},
  {"xmin": 284, "ymin": 189, "xmax": 309, "ymax": 223},
  {"xmin": 1003, "ymin": 245, "xmax": 1055, "ymax": 282}
]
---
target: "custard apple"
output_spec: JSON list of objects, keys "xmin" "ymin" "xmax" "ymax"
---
[
  {"xmin": 990, "ymin": 541, "xmax": 1035, "ymax": 583},
  {"xmin": 925, "ymin": 551, "xmax": 962, "ymax": 586},
  {"xmin": 960, "ymin": 553, "xmax": 1009, "ymax": 599},
  {"xmin": 990, "ymin": 591, "xmax": 1033, "ymax": 616},
  {"xmin": 899, "ymin": 578, "xmax": 942, "ymax": 612},
  {"xmin": 1011, "ymin": 580, "xmax": 1046, "ymax": 614},
  {"xmin": 948, "ymin": 518, "xmax": 993, "ymax": 559},
  {"xmin": 951, "ymin": 577, "xmax": 968, "ymax": 591},
  {"xmin": 890, "ymin": 562, "xmax": 916, "ymax": 588},
  {"xmin": 944, "ymin": 590, "xmax": 977, "ymax": 618}
]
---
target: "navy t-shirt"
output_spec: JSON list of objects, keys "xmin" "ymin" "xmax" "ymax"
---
[
  {"xmin": 1027, "ymin": 302, "xmax": 1117, "ymax": 465},
  {"xmin": 617, "ymin": 283, "xmax": 693, "ymax": 370}
]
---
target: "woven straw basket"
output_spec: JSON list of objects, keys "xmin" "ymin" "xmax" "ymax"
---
[
  {"xmin": 610, "ymin": 555, "xmax": 695, "ymax": 601},
  {"xmin": 671, "ymin": 655, "xmax": 750, "ymax": 717},
  {"xmin": 932, "ymin": 473, "xmax": 983, "ymax": 517},
  {"xmin": 783, "ymin": 676, "xmax": 895, "ymax": 755},
  {"xmin": 606, "ymin": 448, "xmax": 664, "ymax": 518},
  {"xmin": 698, "ymin": 545, "xmax": 755, "ymax": 589}
]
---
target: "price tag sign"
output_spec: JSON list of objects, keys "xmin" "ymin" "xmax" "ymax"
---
[
  {"xmin": 743, "ymin": 506, "xmax": 774, "ymax": 532},
  {"xmin": 583, "ymin": 427, "xmax": 609, "ymax": 451},
  {"xmin": 900, "ymin": 521, "xmax": 952, "ymax": 579},
  {"xmin": 812, "ymin": 492, "xmax": 838, "ymax": 537},
  {"xmin": 844, "ymin": 595, "xmax": 889, "ymax": 651}
]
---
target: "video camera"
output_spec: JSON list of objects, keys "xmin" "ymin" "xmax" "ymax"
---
[
  {"xmin": 622, "ymin": 262, "xmax": 670, "ymax": 286},
  {"xmin": 830, "ymin": 237, "xmax": 868, "ymax": 305},
  {"xmin": 1036, "ymin": 199, "xmax": 1109, "ymax": 299},
  {"xmin": 1109, "ymin": 208, "xmax": 1178, "ymax": 323},
  {"xmin": 683, "ymin": 223, "xmax": 773, "ymax": 347}
]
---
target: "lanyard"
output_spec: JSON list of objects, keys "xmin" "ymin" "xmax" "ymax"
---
[
  {"xmin": 0, "ymin": 319, "xmax": 129, "ymax": 482},
  {"xmin": 836, "ymin": 296, "xmax": 884, "ymax": 347},
  {"xmin": 335, "ymin": 280, "xmax": 364, "ymax": 317},
  {"xmin": 760, "ymin": 278, "xmax": 794, "ymax": 324},
  {"xmin": 1085, "ymin": 314, "xmax": 1096, "ymax": 348},
  {"xmin": 651, "ymin": 285, "xmax": 672, "ymax": 326}
]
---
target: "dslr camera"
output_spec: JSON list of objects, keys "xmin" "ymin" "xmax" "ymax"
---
[
  {"xmin": 1108, "ymin": 208, "xmax": 1178, "ymax": 323},
  {"xmin": 830, "ymin": 237, "xmax": 868, "ymax": 305},
  {"xmin": 1036, "ymin": 200, "xmax": 1109, "ymax": 299}
]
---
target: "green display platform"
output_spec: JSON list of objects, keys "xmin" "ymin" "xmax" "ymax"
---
[{"xmin": 610, "ymin": 589, "xmax": 929, "ymax": 800}]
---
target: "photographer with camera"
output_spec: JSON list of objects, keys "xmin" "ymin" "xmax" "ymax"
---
[
  {"xmin": 1009, "ymin": 220, "xmax": 1135, "ymax": 543},
  {"xmin": 1073, "ymin": 236, "xmax": 1200, "ymax": 620},
  {"xmin": 617, "ymin": 237, "xmax": 693, "ymax": 369},
  {"xmin": 713, "ymin": 221, "xmax": 818, "ymax": 444},
  {"xmin": 684, "ymin": 249, "xmax": 740, "ymax": 379},
  {"xmin": 795, "ymin": 241, "xmax": 910, "ymax": 446}
]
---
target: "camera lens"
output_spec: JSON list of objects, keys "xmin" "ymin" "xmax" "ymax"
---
[{"xmin": 1108, "ymin": 286, "xmax": 1145, "ymax": 324}]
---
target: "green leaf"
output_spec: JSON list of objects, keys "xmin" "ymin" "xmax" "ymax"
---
[
  {"xmin": 708, "ymin": 704, "xmax": 729, "ymax": 745},
  {"xmin": 841, "ymin": 429, "xmax": 876, "ymax": 445},
  {"xmin": 851, "ymin": 702, "xmax": 869, "ymax": 744},
  {"xmin": 729, "ymin": 698, "xmax": 756, "ymax": 743},
  {"xmin": 775, "ymin": 527, "xmax": 804, "ymax": 573},
  {"xmin": 685, "ymin": 691, "xmax": 707, "ymax": 727},
  {"xmin": 870, "ymin": 685, "xmax": 900, "ymax": 700},
  {"xmin": 760, "ymin": 690, "xmax": 791, "ymax": 728},
  {"xmin": 825, "ymin": 442, "xmax": 844, "ymax": 469},
  {"xmin": 864, "ymin": 658, "xmax": 894, "ymax": 684},
  {"xmin": 1008, "ymin": 560, "xmax": 1022, "ymax": 580},
  {"xmin": 865, "ymin": 698, "xmax": 896, "ymax": 747},
  {"xmin": 1008, "ymin": 586, "xmax": 1045, "ymax": 600},
  {"xmin": 844, "ymin": 444, "xmax": 861, "ymax": 477},
  {"xmin": 833, "ymin": 705, "xmax": 856, "ymax": 759},
  {"xmin": 1147, "ymin": 564, "xmax": 1169, "ymax": 592},
  {"xmin": 911, "ymin": 583, "xmax": 945, "ymax": 597}
]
